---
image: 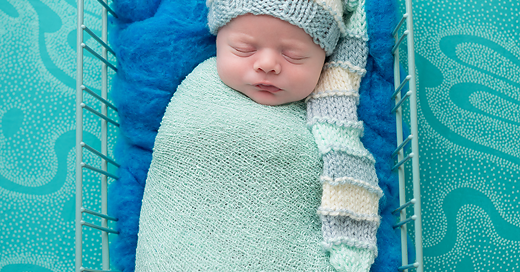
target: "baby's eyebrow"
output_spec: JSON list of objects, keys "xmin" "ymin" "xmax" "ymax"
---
[
  {"xmin": 228, "ymin": 32, "xmax": 255, "ymax": 43},
  {"xmin": 280, "ymin": 39, "xmax": 309, "ymax": 51}
]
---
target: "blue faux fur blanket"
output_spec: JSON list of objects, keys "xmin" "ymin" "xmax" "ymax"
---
[{"xmin": 108, "ymin": 0, "xmax": 409, "ymax": 271}]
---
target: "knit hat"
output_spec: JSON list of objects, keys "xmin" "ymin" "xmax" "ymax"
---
[
  {"xmin": 207, "ymin": 1, "xmax": 380, "ymax": 271},
  {"xmin": 207, "ymin": 0, "xmax": 361, "ymax": 56}
]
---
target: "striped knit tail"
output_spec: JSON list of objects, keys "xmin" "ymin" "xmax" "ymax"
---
[{"xmin": 307, "ymin": 0, "xmax": 381, "ymax": 271}]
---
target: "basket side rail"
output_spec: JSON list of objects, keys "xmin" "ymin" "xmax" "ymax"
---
[
  {"xmin": 76, "ymin": 1, "xmax": 119, "ymax": 272},
  {"xmin": 391, "ymin": 0, "xmax": 424, "ymax": 271}
]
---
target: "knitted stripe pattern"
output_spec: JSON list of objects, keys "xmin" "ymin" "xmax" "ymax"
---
[
  {"xmin": 306, "ymin": 0, "xmax": 381, "ymax": 271},
  {"xmin": 207, "ymin": 0, "xmax": 345, "ymax": 55}
]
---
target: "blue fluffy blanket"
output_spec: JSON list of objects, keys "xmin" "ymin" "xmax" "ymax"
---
[{"xmin": 108, "ymin": 0, "xmax": 409, "ymax": 271}]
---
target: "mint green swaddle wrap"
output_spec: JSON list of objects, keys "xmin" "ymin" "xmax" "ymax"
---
[{"xmin": 135, "ymin": 57, "xmax": 335, "ymax": 271}]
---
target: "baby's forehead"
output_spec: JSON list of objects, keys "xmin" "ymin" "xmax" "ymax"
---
[{"xmin": 218, "ymin": 14, "xmax": 319, "ymax": 47}]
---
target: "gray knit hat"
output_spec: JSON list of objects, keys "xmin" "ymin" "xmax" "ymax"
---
[{"xmin": 207, "ymin": 0, "xmax": 349, "ymax": 55}]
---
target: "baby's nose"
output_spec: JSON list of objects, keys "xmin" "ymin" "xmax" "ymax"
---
[{"xmin": 253, "ymin": 50, "xmax": 281, "ymax": 74}]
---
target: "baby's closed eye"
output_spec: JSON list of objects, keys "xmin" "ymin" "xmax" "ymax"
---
[
  {"xmin": 230, "ymin": 43, "xmax": 256, "ymax": 56},
  {"xmin": 232, "ymin": 47, "xmax": 255, "ymax": 55},
  {"xmin": 282, "ymin": 51, "xmax": 309, "ymax": 63}
]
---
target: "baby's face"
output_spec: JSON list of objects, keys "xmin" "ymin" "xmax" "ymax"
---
[{"xmin": 216, "ymin": 14, "xmax": 326, "ymax": 106}]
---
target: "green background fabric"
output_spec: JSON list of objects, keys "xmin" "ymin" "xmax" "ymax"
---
[
  {"xmin": 0, "ymin": 0, "xmax": 116, "ymax": 270},
  {"xmin": 399, "ymin": 0, "xmax": 520, "ymax": 271},
  {"xmin": 0, "ymin": 0, "xmax": 518, "ymax": 271}
]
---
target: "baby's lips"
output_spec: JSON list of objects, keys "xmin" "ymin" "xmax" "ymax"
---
[{"xmin": 255, "ymin": 84, "xmax": 282, "ymax": 93}]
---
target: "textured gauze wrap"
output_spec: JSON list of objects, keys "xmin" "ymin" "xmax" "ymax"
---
[{"xmin": 135, "ymin": 57, "xmax": 338, "ymax": 271}]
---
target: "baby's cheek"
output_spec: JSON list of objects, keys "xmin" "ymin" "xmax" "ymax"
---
[
  {"xmin": 216, "ymin": 57, "xmax": 234, "ymax": 86},
  {"xmin": 297, "ymin": 69, "xmax": 321, "ymax": 91}
]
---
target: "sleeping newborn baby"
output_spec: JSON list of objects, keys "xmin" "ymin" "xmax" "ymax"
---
[
  {"xmin": 135, "ymin": 1, "xmax": 382, "ymax": 271},
  {"xmin": 215, "ymin": 13, "xmax": 325, "ymax": 106}
]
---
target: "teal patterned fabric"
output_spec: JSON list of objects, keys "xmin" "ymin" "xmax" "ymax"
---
[
  {"xmin": 2, "ymin": 0, "xmax": 519, "ymax": 271},
  {"xmin": 0, "ymin": 0, "xmax": 115, "ymax": 270},
  {"xmin": 401, "ymin": 0, "xmax": 520, "ymax": 271}
]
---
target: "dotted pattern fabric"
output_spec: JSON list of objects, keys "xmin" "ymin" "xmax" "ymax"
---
[
  {"xmin": 0, "ymin": 0, "xmax": 117, "ymax": 271},
  {"xmin": 400, "ymin": 0, "xmax": 520, "ymax": 271},
  {"xmin": 2, "ymin": 0, "xmax": 518, "ymax": 271}
]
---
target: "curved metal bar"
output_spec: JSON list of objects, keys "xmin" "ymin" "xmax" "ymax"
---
[
  {"xmin": 81, "ymin": 25, "xmax": 116, "ymax": 56},
  {"xmin": 392, "ymin": 13, "xmax": 408, "ymax": 37},
  {"xmin": 81, "ymin": 85, "xmax": 118, "ymax": 112},
  {"xmin": 82, "ymin": 43, "xmax": 117, "ymax": 72},
  {"xmin": 392, "ymin": 199, "xmax": 416, "ymax": 215},
  {"xmin": 81, "ymin": 103, "xmax": 120, "ymax": 127},
  {"xmin": 81, "ymin": 162, "xmax": 119, "ymax": 180},
  {"xmin": 81, "ymin": 207, "xmax": 118, "ymax": 222},
  {"xmin": 96, "ymin": 0, "xmax": 118, "ymax": 18},
  {"xmin": 81, "ymin": 220, "xmax": 119, "ymax": 234}
]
